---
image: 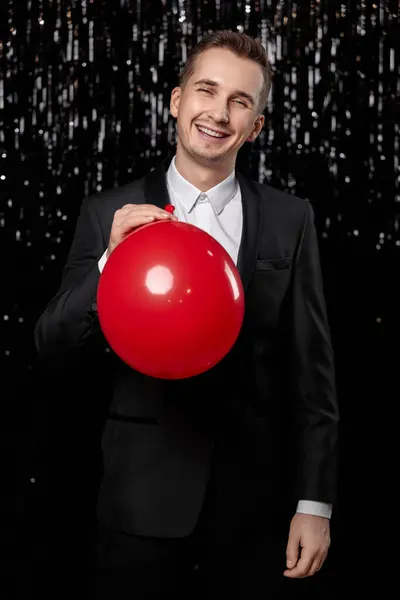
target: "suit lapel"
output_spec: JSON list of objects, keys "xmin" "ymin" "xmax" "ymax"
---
[
  {"xmin": 236, "ymin": 171, "xmax": 263, "ymax": 293},
  {"xmin": 143, "ymin": 156, "xmax": 174, "ymax": 210},
  {"xmin": 143, "ymin": 158, "xmax": 263, "ymax": 295}
]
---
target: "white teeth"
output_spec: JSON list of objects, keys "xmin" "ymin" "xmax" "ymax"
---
[{"xmin": 197, "ymin": 126, "xmax": 226, "ymax": 138}]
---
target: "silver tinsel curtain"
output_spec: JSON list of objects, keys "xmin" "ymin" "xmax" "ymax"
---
[
  {"xmin": 0, "ymin": 3, "xmax": 398, "ymax": 595},
  {"xmin": 0, "ymin": 2, "xmax": 398, "ymax": 273}
]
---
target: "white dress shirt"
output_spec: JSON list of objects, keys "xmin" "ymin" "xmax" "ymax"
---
[{"xmin": 98, "ymin": 155, "xmax": 332, "ymax": 519}]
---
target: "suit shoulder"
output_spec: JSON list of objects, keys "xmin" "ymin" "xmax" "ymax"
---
[
  {"xmin": 251, "ymin": 181, "xmax": 313, "ymax": 237},
  {"xmin": 84, "ymin": 176, "xmax": 146, "ymax": 214},
  {"xmin": 252, "ymin": 180, "xmax": 309, "ymax": 216}
]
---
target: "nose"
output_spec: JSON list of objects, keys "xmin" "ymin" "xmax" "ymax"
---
[{"xmin": 207, "ymin": 102, "xmax": 229, "ymax": 124}]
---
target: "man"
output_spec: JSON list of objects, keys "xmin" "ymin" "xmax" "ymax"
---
[{"xmin": 34, "ymin": 30, "xmax": 339, "ymax": 598}]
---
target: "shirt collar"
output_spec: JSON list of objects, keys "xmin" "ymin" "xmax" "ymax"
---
[{"xmin": 166, "ymin": 155, "xmax": 237, "ymax": 215}]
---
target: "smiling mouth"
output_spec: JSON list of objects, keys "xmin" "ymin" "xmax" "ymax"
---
[{"xmin": 195, "ymin": 124, "xmax": 231, "ymax": 140}]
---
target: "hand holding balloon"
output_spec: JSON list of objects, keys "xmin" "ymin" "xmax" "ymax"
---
[{"xmin": 106, "ymin": 204, "xmax": 178, "ymax": 258}]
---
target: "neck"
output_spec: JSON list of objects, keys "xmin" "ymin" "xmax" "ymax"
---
[{"xmin": 174, "ymin": 144, "xmax": 235, "ymax": 192}]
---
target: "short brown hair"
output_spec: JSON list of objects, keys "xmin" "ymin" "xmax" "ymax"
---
[{"xmin": 179, "ymin": 30, "xmax": 273, "ymax": 114}]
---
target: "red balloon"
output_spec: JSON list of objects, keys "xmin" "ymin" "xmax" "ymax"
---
[{"xmin": 97, "ymin": 220, "xmax": 245, "ymax": 379}]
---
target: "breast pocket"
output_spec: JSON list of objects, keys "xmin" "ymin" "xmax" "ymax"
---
[
  {"xmin": 247, "ymin": 256, "xmax": 292, "ymax": 334},
  {"xmin": 255, "ymin": 257, "xmax": 291, "ymax": 272}
]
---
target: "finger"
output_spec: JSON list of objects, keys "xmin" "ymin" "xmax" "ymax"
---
[
  {"xmin": 118, "ymin": 203, "xmax": 167, "ymax": 212},
  {"xmin": 114, "ymin": 212, "xmax": 172, "ymax": 233},
  {"xmin": 121, "ymin": 211, "xmax": 175, "ymax": 226},
  {"xmin": 308, "ymin": 556, "xmax": 323, "ymax": 577},
  {"xmin": 314, "ymin": 549, "xmax": 328, "ymax": 573},
  {"xmin": 119, "ymin": 204, "xmax": 176, "ymax": 218},
  {"xmin": 117, "ymin": 212, "xmax": 176, "ymax": 234},
  {"xmin": 127, "ymin": 209, "xmax": 177, "ymax": 223},
  {"xmin": 283, "ymin": 548, "xmax": 315, "ymax": 578},
  {"xmin": 119, "ymin": 215, "xmax": 157, "ymax": 231},
  {"xmin": 119, "ymin": 203, "xmax": 137, "ymax": 212},
  {"xmin": 286, "ymin": 533, "xmax": 301, "ymax": 570}
]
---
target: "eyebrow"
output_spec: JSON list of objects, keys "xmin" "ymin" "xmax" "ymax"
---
[{"xmin": 193, "ymin": 79, "xmax": 255, "ymax": 106}]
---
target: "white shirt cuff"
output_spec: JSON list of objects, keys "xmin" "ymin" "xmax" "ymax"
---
[
  {"xmin": 296, "ymin": 500, "xmax": 332, "ymax": 519},
  {"xmin": 98, "ymin": 249, "xmax": 108, "ymax": 273}
]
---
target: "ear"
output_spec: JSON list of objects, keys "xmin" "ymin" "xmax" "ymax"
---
[
  {"xmin": 170, "ymin": 87, "xmax": 181, "ymax": 118},
  {"xmin": 247, "ymin": 115, "xmax": 265, "ymax": 142}
]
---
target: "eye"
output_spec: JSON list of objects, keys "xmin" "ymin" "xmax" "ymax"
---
[
  {"xmin": 198, "ymin": 88, "xmax": 212, "ymax": 93},
  {"xmin": 234, "ymin": 99, "xmax": 247, "ymax": 106}
]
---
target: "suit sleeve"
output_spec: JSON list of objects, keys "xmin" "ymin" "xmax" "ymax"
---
[
  {"xmin": 289, "ymin": 200, "xmax": 339, "ymax": 505},
  {"xmin": 34, "ymin": 196, "xmax": 107, "ymax": 363}
]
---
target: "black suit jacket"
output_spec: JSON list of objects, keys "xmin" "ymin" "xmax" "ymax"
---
[{"xmin": 34, "ymin": 157, "xmax": 339, "ymax": 538}]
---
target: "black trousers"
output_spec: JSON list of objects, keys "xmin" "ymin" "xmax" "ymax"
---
[
  {"xmin": 94, "ymin": 525, "xmax": 300, "ymax": 599},
  {"xmin": 93, "ymin": 472, "xmax": 299, "ymax": 599}
]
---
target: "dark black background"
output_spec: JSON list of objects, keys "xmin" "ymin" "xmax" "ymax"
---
[{"xmin": 0, "ymin": 1, "xmax": 398, "ymax": 597}]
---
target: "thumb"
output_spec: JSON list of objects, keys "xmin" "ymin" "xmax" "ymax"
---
[{"xmin": 286, "ymin": 531, "xmax": 301, "ymax": 569}]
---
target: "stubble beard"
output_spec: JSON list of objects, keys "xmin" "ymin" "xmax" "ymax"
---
[{"xmin": 188, "ymin": 143, "xmax": 227, "ymax": 163}]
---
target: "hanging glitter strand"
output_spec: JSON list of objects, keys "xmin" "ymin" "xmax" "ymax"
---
[{"xmin": 0, "ymin": 0, "xmax": 399, "ymax": 372}]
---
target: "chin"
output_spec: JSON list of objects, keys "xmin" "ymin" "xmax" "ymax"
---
[{"xmin": 190, "ymin": 146, "xmax": 228, "ymax": 162}]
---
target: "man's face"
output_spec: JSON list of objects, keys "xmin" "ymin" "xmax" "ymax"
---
[{"xmin": 170, "ymin": 48, "xmax": 265, "ymax": 166}]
